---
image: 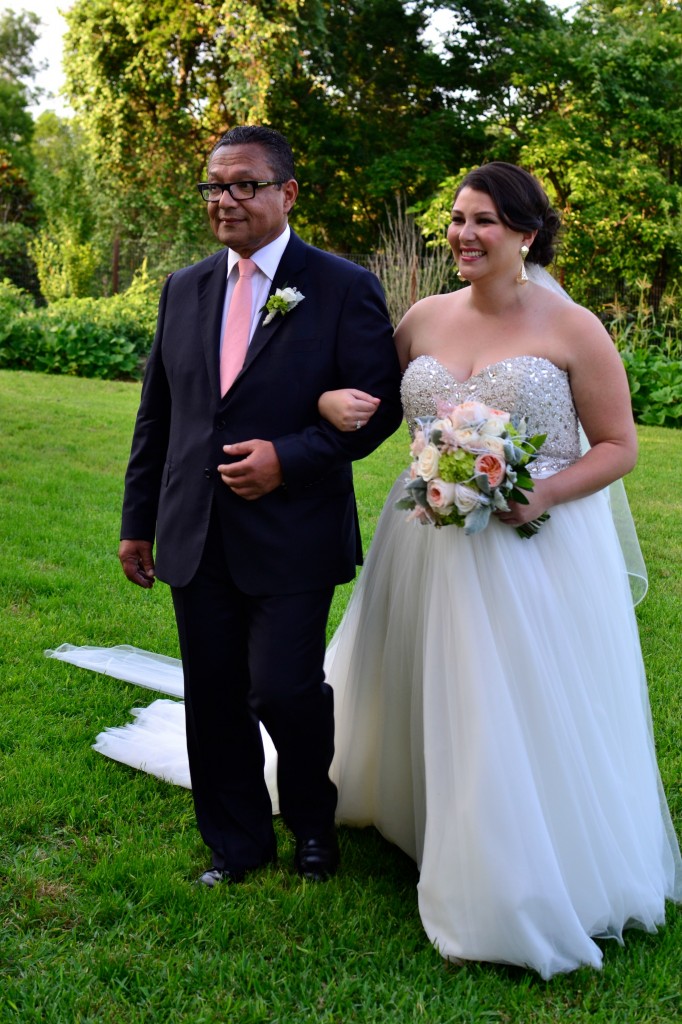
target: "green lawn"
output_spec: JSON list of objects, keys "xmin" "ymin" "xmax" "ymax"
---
[{"xmin": 0, "ymin": 369, "xmax": 680, "ymax": 1024}]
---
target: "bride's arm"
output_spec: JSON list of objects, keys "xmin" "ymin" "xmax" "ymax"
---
[
  {"xmin": 498, "ymin": 306, "xmax": 637, "ymax": 527},
  {"xmin": 317, "ymin": 388, "xmax": 382, "ymax": 432}
]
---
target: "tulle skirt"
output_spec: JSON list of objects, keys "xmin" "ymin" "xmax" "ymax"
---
[
  {"xmin": 326, "ymin": 476, "xmax": 681, "ymax": 977},
  {"xmin": 48, "ymin": 475, "xmax": 681, "ymax": 979}
]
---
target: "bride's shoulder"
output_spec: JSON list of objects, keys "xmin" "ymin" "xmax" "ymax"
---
[
  {"xmin": 407, "ymin": 290, "xmax": 456, "ymax": 315},
  {"xmin": 553, "ymin": 294, "xmax": 610, "ymax": 340},
  {"xmin": 545, "ymin": 292, "xmax": 622, "ymax": 377},
  {"xmin": 398, "ymin": 291, "xmax": 460, "ymax": 329},
  {"xmin": 395, "ymin": 292, "xmax": 460, "ymax": 369}
]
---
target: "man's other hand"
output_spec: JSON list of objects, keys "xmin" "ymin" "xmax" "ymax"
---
[
  {"xmin": 218, "ymin": 439, "xmax": 283, "ymax": 500},
  {"xmin": 119, "ymin": 539, "xmax": 156, "ymax": 588}
]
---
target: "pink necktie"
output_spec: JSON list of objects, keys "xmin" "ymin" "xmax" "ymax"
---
[{"xmin": 220, "ymin": 257, "xmax": 256, "ymax": 396}]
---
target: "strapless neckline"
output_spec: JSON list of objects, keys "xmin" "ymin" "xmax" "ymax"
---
[{"xmin": 408, "ymin": 353, "xmax": 567, "ymax": 387}]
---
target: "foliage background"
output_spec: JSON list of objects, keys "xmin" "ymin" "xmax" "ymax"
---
[{"xmin": 3, "ymin": 0, "xmax": 682, "ymax": 318}]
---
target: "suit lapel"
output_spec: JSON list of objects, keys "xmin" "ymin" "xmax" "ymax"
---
[{"xmin": 197, "ymin": 250, "xmax": 229, "ymax": 399}]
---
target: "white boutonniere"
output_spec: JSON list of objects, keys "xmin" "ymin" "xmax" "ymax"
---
[{"xmin": 261, "ymin": 286, "xmax": 305, "ymax": 325}]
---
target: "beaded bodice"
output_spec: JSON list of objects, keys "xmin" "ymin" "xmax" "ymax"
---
[{"xmin": 401, "ymin": 355, "xmax": 582, "ymax": 475}]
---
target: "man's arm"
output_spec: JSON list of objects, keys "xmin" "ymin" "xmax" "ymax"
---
[
  {"xmin": 272, "ymin": 269, "xmax": 402, "ymax": 490},
  {"xmin": 119, "ymin": 278, "xmax": 172, "ymax": 564}
]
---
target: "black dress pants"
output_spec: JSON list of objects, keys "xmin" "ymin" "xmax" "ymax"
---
[{"xmin": 171, "ymin": 505, "xmax": 337, "ymax": 873}]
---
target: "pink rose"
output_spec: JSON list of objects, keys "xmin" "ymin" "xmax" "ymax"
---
[
  {"xmin": 426, "ymin": 478, "xmax": 457, "ymax": 511},
  {"xmin": 449, "ymin": 401, "xmax": 490, "ymax": 429},
  {"xmin": 475, "ymin": 453, "xmax": 506, "ymax": 488}
]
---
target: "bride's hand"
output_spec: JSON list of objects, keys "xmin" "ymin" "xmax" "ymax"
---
[
  {"xmin": 318, "ymin": 389, "xmax": 381, "ymax": 432},
  {"xmin": 496, "ymin": 479, "xmax": 552, "ymax": 528}
]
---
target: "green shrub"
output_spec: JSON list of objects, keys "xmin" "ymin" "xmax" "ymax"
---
[
  {"xmin": 604, "ymin": 281, "xmax": 682, "ymax": 429},
  {"xmin": 620, "ymin": 347, "xmax": 682, "ymax": 428},
  {"xmin": 0, "ymin": 265, "xmax": 160, "ymax": 380},
  {"xmin": 0, "ymin": 277, "xmax": 34, "ymax": 320},
  {"xmin": 29, "ymin": 230, "xmax": 101, "ymax": 302},
  {"xmin": 0, "ymin": 278, "xmax": 40, "ymax": 368}
]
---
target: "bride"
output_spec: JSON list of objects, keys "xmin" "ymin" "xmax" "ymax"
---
[{"xmin": 49, "ymin": 161, "xmax": 681, "ymax": 980}]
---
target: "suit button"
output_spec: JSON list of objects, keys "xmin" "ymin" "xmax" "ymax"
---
[
  {"xmin": 216, "ymin": 419, "xmax": 225, "ymax": 430},
  {"xmin": 204, "ymin": 468, "xmax": 213, "ymax": 479}
]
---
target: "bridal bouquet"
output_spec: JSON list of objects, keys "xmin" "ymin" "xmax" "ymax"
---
[{"xmin": 397, "ymin": 399, "xmax": 549, "ymax": 538}]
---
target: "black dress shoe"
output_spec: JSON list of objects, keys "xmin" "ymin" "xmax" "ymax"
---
[
  {"xmin": 294, "ymin": 832, "xmax": 340, "ymax": 881},
  {"xmin": 196, "ymin": 867, "xmax": 246, "ymax": 887},
  {"xmin": 196, "ymin": 851, "xmax": 277, "ymax": 888}
]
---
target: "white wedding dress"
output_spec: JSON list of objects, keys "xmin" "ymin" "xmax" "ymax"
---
[{"xmin": 47, "ymin": 353, "xmax": 681, "ymax": 980}]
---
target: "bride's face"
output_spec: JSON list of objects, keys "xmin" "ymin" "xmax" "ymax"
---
[{"xmin": 447, "ymin": 187, "xmax": 528, "ymax": 283}]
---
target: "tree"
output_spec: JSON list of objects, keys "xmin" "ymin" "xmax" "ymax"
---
[
  {"xmin": 29, "ymin": 113, "xmax": 103, "ymax": 299},
  {"xmin": 62, "ymin": 0, "xmax": 470, "ymax": 254},
  {"xmin": 62, "ymin": 0, "xmax": 314, "ymax": 266},
  {"xmin": 265, "ymin": 0, "xmax": 468, "ymax": 250},
  {"xmin": 0, "ymin": 8, "xmax": 43, "ymax": 294},
  {"xmin": 418, "ymin": 0, "xmax": 682, "ymax": 307}
]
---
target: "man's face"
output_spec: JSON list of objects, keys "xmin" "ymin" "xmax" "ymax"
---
[{"xmin": 205, "ymin": 143, "xmax": 298, "ymax": 256}]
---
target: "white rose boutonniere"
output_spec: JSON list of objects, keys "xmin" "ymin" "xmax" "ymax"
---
[{"xmin": 261, "ymin": 286, "xmax": 305, "ymax": 325}]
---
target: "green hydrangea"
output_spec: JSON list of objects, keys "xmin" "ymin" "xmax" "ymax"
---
[{"xmin": 439, "ymin": 449, "xmax": 476, "ymax": 483}]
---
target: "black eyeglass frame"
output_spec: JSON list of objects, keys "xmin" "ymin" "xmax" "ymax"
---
[{"xmin": 196, "ymin": 180, "xmax": 285, "ymax": 202}]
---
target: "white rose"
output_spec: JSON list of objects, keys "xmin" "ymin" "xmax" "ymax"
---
[
  {"xmin": 279, "ymin": 286, "xmax": 304, "ymax": 304},
  {"xmin": 453, "ymin": 427, "xmax": 482, "ymax": 448},
  {"xmin": 417, "ymin": 443, "xmax": 440, "ymax": 481},
  {"xmin": 479, "ymin": 416, "xmax": 509, "ymax": 438},
  {"xmin": 473, "ymin": 434, "xmax": 506, "ymax": 457},
  {"xmin": 453, "ymin": 483, "xmax": 485, "ymax": 514}
]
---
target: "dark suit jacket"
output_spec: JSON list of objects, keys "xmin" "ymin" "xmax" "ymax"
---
[{"xmin": 121, "ymin": 231, "xmax": 403, "ymax": 593}]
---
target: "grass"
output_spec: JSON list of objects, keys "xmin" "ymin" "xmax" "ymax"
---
[{"xmin": 0, "ymin": 368, "xmax": 681, "ymax": 1024}]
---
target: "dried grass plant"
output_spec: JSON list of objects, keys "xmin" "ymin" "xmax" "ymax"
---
[{"xmin": 369, "ymin": 198, "xmax": 456, "ymax": 326}]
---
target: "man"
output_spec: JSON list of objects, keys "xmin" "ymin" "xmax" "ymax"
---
[{"xmin": 118, "ymin": 125, "xmax": 402, "ymax": 886}]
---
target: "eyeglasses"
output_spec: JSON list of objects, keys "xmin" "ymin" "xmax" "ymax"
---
[{"xmin": 196, "ymin": 180, "xmax": 284, "ymax": 202}]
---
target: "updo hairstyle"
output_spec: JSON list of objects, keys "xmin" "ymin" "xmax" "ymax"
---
[{"xmin": 455, "ymin": 162, "xmax": 560, "ymax": 267}]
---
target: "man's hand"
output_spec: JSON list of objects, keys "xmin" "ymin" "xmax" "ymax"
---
[
  {"xmin": 218, "ymin": 439, "xmax": 283, "ymax": 500},
  {"xmin": 119, "ymin": 539, "xmax": 156, "ymax": 588}
]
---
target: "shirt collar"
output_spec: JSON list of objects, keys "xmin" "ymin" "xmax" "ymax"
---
[{"xmin": 226, "ymin": 225, "xmax": 291, "ymax": 281}]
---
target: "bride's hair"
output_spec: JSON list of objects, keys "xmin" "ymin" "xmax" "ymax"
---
[{"xmin": 455, "ymin": 162, "xmax": 560, "ymax": 267}]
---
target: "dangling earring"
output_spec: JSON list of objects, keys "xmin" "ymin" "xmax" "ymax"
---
[
  {"xmin": 456, "ymin": 268, "xmax": 464, "ymax": 280},
  {"xmin": 517, "ymin": 244, "xmax": 529, "ymax": 285}
]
